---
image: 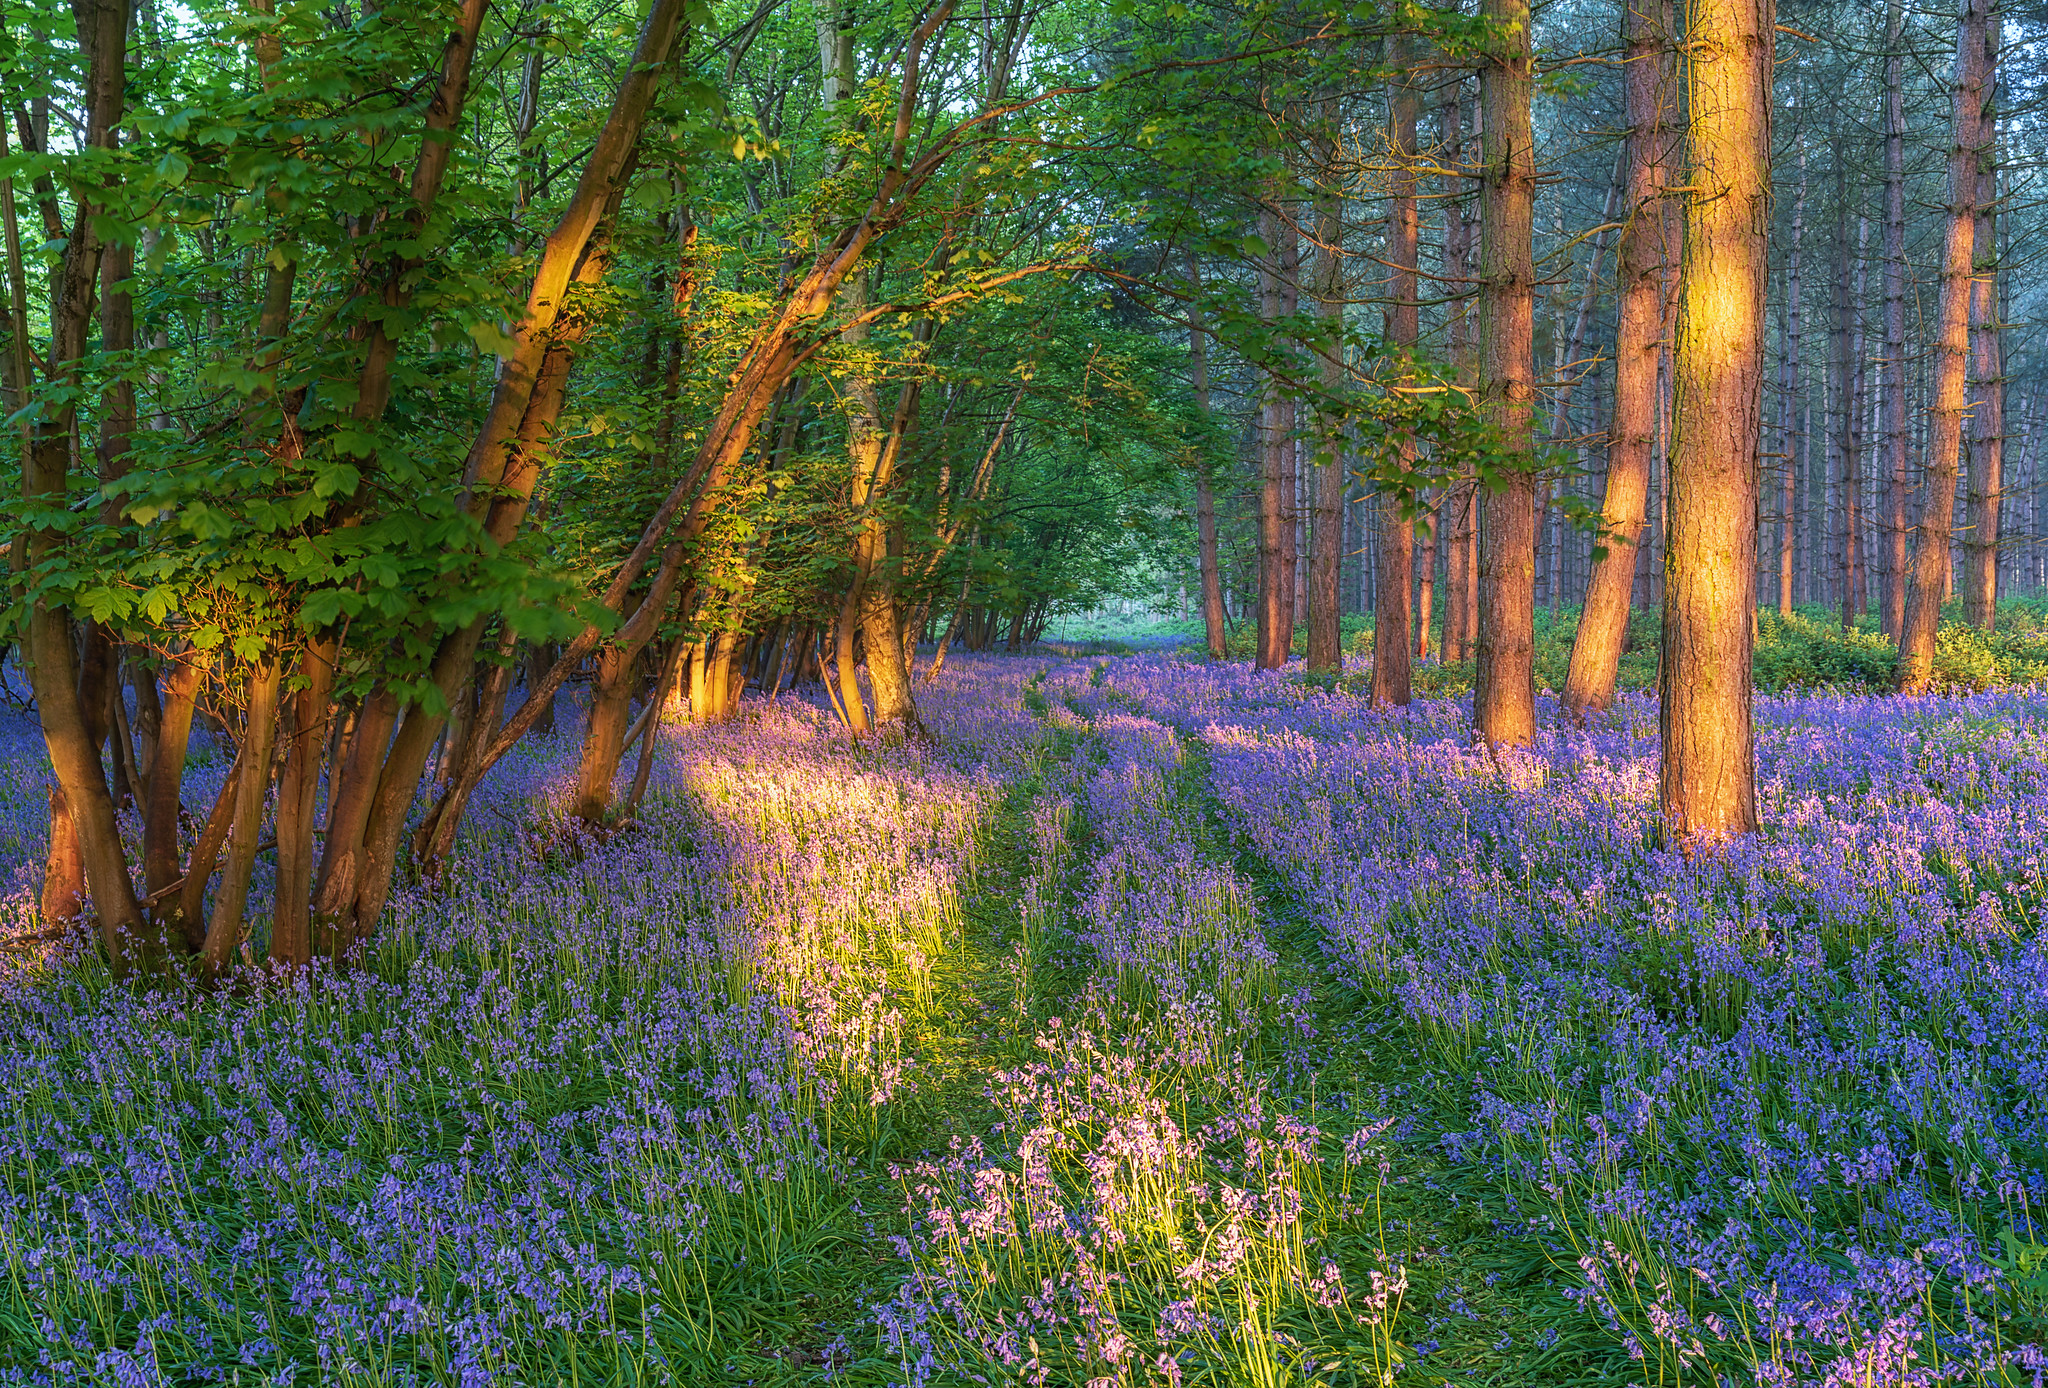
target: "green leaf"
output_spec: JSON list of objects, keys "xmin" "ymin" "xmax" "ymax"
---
[{"xmin": 469, "ymin": 319, "xmax": 518, "ymax": 360}]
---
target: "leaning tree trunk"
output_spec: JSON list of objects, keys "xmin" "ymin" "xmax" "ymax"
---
[
  {"xmin": 1899, "ymin": 0, "xmax": 1992, "ymax": 694},
  {"xmin": 1660, "ymin": 0, "xmax": 1772, "ymax": 845},
  {"xmin": 1564, "ymin": 0, "xmax": 1674, "ymax": 716},
  {"xmin": 1474, "ymin": 0, "xmax": 1538, "ymax": 747}
]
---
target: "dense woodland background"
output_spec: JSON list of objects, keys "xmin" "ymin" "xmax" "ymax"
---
[{"xmin": 0, "ymin": 0, "xmax": 2041, "ymax": 968}]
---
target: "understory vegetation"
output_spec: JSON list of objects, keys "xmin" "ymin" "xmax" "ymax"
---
[
  {"xmin": 0, "ymin": 650, "xmax": 2043, "ymax": 1386},
  {"xmin": 1088, "ymin": 597, "xmax": 2048, "ymax": 698}
]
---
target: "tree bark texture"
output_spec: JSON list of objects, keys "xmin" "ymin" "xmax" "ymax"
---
[
  {"xmin": 1474, "ymin": 0, "xmax": 1537, "ymax": 747},
  {"xmin": 1565, "ymin": 0, "xmax": 1674, "ymax": 716},
  {"xmin": 1898, "ymin": 0, "xmax": 1991, "ymax": 694},
  {"xmin": 1368, "ymin": 43, "xmax": 1420, "ymax": 699},
  {"xmin": 1660, "ymin": 0, "xmax": 1772, "ymax": 844}
]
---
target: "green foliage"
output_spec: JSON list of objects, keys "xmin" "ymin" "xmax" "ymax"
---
[{"xmin": 1108, "ymin": 600, "xmax": 2048, "ymax": 698}]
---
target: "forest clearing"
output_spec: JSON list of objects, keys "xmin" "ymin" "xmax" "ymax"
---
[{"xmin": 8, "ymin": 0, "xmax": 2048, "ymax": 1381}]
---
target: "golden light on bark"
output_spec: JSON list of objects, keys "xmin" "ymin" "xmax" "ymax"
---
[{"xmin": 1658, "ymin": 0, "xmax": 1773, "ymax": 845}]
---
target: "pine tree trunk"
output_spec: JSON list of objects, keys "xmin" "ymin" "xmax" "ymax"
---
[
  {"xmin": 1277, "ymin": 213, "xmax": 1301, "ymax": 655},
  {"xmin": 1565, "ymin": 0, "xmax": 1674, "ymax": 715},
  {"xmin": 1308, "ymin": 100, "xmax": 1352, "ymax": 679},
  {"xmin": 1883, "ymin": 5, "xmax": 1909, "ymax": 641},
  {"xmin": 1437, "ymin": 84, "xmax": 1476, "ymax": 665},
  {"xmin": 1474, "ymin": 0, "xmax": 1538, "ymax": 746},
  {"xmin": 1368, "ymin": 42, "xmax": 1420, "ymax": 698},
  {"xmin": 1185, "ymin": 250, "xmax": 1228, "ymax": 659},
  {"xmin": 1660, "ymin": 0, "xmax": 1772, "ymax": 844},
  {"xmin": 1899, "ymin": 0, "xmax": 1992, "ymax": 693},
  {"xmin": 1256, "ymin": 206, "xmax": 1289, "ymax": 669},
  {"xmin": 1840, "ymin": 215, "xmax": 1869, "ymax": 629},
  {"xmin": 1963, "ymin": 16, "xmax": 2002, "ymax": 632}
]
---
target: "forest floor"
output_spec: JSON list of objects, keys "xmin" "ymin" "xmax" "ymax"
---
[{"xmin": 0, "ymin": 651, "xmax": 2042, "ymax": 1386}]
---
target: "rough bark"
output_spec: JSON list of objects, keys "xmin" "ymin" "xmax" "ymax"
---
[
  {"xmin": 1438, "ymin": 85, "xmax": 1475, "ymax": 665},
  {"xmin": 1845, "ymin": 216, "xmax": 1870, "ymax": 627},
  {"xmin": 1883, "ymin": 0, "xmax": 1909, "ymax": 639},
  {"xmin": 1660, "ymin": 0, "xmax": 1772, "ymax": 845},
  {"xmin": 1564, "ymin": 0, "xmax": 1674, "ymax": 716},
  {"xmin": 1899, "ymin": 0, "xmax": 1991, "ymax": 694},
  {"xmin": 1308, "ymin": 144, "xmax": 1350, "ymax": 679},
  {"xmin": 1474, "ymin": 0, "xmax": 1538, "ymax": 747},
  {"xmin": 1368, "ymin": 44, "xmax": 1419, "ymax": 699},
  {"xmin": 1962, "ymin": 13, "xmax": 2002, "ymax": 632},
  {"xmin": 1256, "ymin": 206, "xmax": 1289, "ymax": 670}
]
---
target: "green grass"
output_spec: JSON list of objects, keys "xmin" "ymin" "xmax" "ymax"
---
[{"xmin": 1072, "ymin": 597, "xmax": 2048, "ymax": 695}]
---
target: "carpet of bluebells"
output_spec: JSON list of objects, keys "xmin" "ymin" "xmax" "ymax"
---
[{"xmin": 0, "ymin": 652, "xmax": 2044, "ymax": 1386}]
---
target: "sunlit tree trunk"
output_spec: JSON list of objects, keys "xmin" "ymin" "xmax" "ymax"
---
[
  {"xmin": 1660, "ymin": 0, "xmax": 1772, "ymax": 844},
  {"xmin": 1474, "ymin": 0, "xmax": 1537, "ymax": 747},
  {"xmin": 1962, "ymin": 12, "xmax": 2002, "ymax": 632},
  {"xmin": 1565, "ymin": 0, "xmax": 1674, "ymax": 717},
  {"xmin": 1899, "ymin": 0, "xmax": 1992, "ymax": 693},
  {"xmin": 1415, "ymin": 496, "xmax": 1437, "ymax": 662}
]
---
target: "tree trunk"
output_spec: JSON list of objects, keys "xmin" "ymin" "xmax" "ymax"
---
[
  {"xmin": 1839, "ymin": 214, "xmax": 1869, "ymax": 628},
  {"xmin": 1882, "ymin": 0, "xmax": 1909, "ymax": 640},
  {"xmin": 1415, "ymin": 492, "xmax": 1438, "ymax": 661},
  {"xmin": 1187, "ymin": 249, "xmax": 1227, "ymax": 659},
  {"xmin": 1308, "ymin": 150, "xmax": 1349, "ymax": 678},
  {"xmin": 201, "ymin": 660, "xmax": 281, "ymax": 978},
  {"xmin": 833, "ymin": 593, "xmax": 869, "ymax": 730},
  {"xmin": 1899, "ymin": 0, "xmax": 1992, "ymax": 693},
  {"xmin": 39, "ymin": 786, "xmax": 84, "ymax": 930},
  {"xmin": 1438, "ymin": 84, "xmax": 1476, "ymax": 665},
  {"xmin": 142, "ymin": 649, "xmax": 204, "ymax": 944},
  {"xmin": 1963, "ymin": 15, "xmax": 2002, "ymax": 632},
  {"xmin": 1256, "ymin": 206, "xmax": 1289, "ymax": 670},
  {"xmin": 1280, "ymin": 237, "xmax": 1300, "ymax": 651},
  {"xmin": 1564, "ymin": 0, "xmax": 1674, "ymax": 716},
  {"xmin": 1368, "ymin": 43, "xmax": 1420, "ymax": 699},
  {"xmin": 1474, "ymin": 0, "xmax": 1537, "ymax": 747},
  {"xmin": 1660, "ymin": 0, "xmax": 1771, "ymax": 845},
  {"xmin": 271, "ymin": 640, "xmax": 335, "ymax": 967}
]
